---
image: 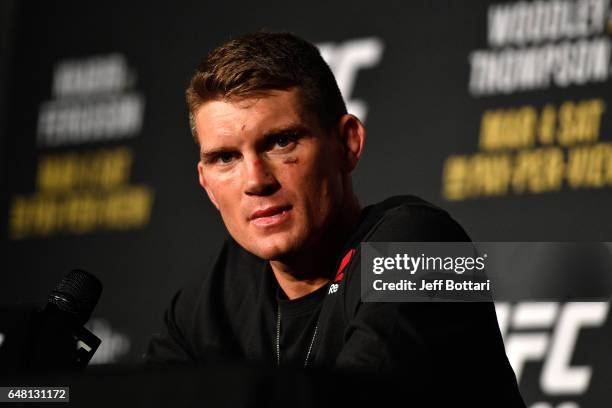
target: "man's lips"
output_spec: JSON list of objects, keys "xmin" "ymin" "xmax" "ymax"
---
[{"xmin": 249, "ymin": 205, "xmax": 292, "ymax": 227}]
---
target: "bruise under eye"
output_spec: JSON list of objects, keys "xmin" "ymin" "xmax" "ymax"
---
[{"xmin": 283, "ymin": 156, "xmax": 298, "ymax": 164}]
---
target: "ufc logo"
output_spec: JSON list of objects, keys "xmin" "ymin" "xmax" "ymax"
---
[
  {"xmin": 495, "ymin": 301, "xmax": 609, "ymax": 396},
  {"xmin": 317, "ymin": 37, "xmax": 384, "ymax": 122}
]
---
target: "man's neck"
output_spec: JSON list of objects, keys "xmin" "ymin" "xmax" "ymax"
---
[{"xmin": 270, "ymin": 195, "xmax": 361, "ymax": 300}]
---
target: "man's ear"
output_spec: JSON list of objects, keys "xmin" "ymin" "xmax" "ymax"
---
[
  {"xmin": 197, "ymin": 161, "xmax": 220, "ymax": 210},
  {"xmin": 336, "ymin": 114, "xmax": 366, "ymax": 173}
]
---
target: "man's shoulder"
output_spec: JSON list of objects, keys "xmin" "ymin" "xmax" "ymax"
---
[
  {"xmin": 173, "ymin": 237, "xmax": 266, "ymax": 307},
  {"xmin": 353, "ymin": 195, "xmax": 471, "ymax": 243},
  {"xmin": 367, "ymin": 195, "xmax": 443, "ymax": 218}
]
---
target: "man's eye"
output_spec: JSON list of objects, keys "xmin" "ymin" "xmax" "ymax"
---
[
  {"xmin": 275, "ymin": 137, "xmax": 290, "ymax": 148},
  {"xmin": 272, "ymin": 134, "xmax": 298, "ymax": 150},
  {"xmin": 218, "ymin": 152, "xmax": 235, "ymax": 163}
]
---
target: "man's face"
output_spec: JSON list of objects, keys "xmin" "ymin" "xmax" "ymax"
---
[{"xmin": 195, "ymin": 88, "xmax": 346, "ymax": 260}]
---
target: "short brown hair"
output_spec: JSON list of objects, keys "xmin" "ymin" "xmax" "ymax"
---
[{"xmin": 186, "ymin": 32, "xmax": 347, "ymax": 142}]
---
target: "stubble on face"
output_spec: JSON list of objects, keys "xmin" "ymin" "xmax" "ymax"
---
[{"xmin": 195, "ymin": 89, "xmax": 347, "ymax": 262}]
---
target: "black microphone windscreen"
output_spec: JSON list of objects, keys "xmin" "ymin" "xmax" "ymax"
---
[{"xmin": 48, "ymin": 269, "xmax": 102, "ymax": 326}]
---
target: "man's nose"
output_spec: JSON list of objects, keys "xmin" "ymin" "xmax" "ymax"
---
[{"xmin": 243, "ymin": 154, "xmax": 280, "ymax": 196}]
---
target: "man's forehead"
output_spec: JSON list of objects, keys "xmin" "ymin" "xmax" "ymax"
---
[{"xmin": 194, "ymin": 90, "xmax": 309, "ymax": 144}]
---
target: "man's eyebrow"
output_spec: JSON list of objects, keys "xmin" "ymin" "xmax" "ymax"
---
[{"xmin": 261, "ymin": 124, "xmax": 309, "ymax": 138}]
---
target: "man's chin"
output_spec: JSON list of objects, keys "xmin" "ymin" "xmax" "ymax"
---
[
  {"xmin": 243, "ymin": 237, "xmax": 301, "ymax": 261},
  {"xmin": 249, "ymin": 245, "xmax": 294, "ymax": 261},
  {"xmin": 236, "ymin": 228, "xmax": 298, "ymax": 259}
]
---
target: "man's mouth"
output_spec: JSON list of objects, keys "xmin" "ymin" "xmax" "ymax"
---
[{"xmin": 249, "ymin": 205, "xmax": 292, "ymax": 228}]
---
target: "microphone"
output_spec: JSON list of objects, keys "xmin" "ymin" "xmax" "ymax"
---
[{"xmin": 27, "ymin": 269, "xmax": 103, "ymax": 370}]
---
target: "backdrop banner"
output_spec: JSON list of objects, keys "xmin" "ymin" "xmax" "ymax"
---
[{"xmin": 2, "ymin": 1, "xmax": 612, "ymax": 406}]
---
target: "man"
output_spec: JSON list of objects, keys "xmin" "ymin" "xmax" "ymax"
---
[{"xmin": 146, "ymin": 32, "xmax": 524, "ymax": 405}]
